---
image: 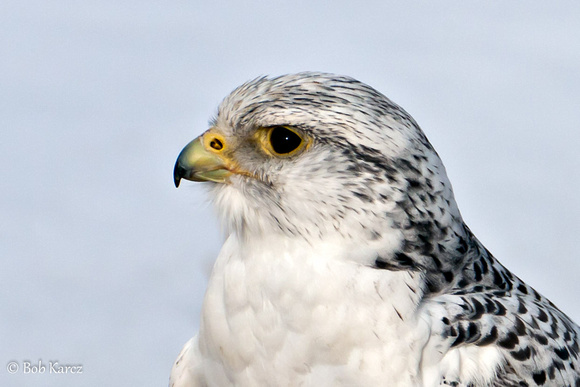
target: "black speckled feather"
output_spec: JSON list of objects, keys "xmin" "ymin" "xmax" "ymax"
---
[{"xmin": 171, "ymin": 73, "xmax": 580, "ymax": 387}]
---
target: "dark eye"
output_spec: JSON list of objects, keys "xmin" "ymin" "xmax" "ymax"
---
[{"xmin": 269, "ymin": 126, "xmax": 303, "ymax": 155}]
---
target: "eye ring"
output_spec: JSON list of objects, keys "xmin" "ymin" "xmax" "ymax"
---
[{"xmin": 266, "ymin": 126, "xmax": 306, "ymax": 156}]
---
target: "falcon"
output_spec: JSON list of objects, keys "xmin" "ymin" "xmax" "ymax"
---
[{"xmin": 170, "ymin": 73, "xmax": 580, "ymax": 386}]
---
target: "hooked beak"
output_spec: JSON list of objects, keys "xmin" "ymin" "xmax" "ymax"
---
[{"xmin": 173, "ymin": 133, "xmax": 233, "ymax": 187}]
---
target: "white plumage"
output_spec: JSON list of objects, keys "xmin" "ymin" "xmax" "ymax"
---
[{"xmin": 171, "ymin": 73, "xmax": 580, "ymax": 386}]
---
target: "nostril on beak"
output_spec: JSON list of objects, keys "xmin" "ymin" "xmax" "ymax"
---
[{"xmin": 209, "ymin": 137, "xmax": 224, "ymax": 151}]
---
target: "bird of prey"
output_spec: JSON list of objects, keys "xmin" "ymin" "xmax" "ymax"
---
[{"xmin": 171, "ymin": 73, "xmax": 579, "ymax": 386}]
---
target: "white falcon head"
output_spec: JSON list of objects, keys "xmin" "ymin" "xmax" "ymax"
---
[{"xmin": 174, "ymin": 72, "xmax": 469, "ymax": 293}]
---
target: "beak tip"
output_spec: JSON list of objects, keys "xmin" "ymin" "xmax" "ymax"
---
[{"xmin": 173, "ymin": 162, "xmax": 183, "ymax": 188}]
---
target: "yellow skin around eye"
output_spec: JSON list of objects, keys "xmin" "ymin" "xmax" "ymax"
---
[{"xmin": 255, "ymin": 126, "xmax": 310, "ymax": 158}]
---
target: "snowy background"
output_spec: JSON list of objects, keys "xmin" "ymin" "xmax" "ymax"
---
[{"xmin": 1, "ymin": 1, "xmax": 579, "ymax": 386}]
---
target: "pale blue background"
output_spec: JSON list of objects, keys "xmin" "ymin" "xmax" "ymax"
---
[{"xmin": 1, "ymin": 1, "xmax": 579, "ymax": 386}]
